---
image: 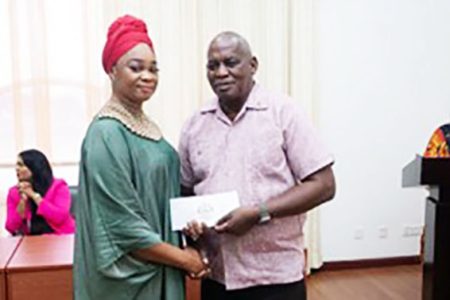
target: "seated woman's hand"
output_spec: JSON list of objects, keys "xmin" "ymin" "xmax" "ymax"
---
[
  {"xmin": 16, "ymin": 197, "xmax": 26, "ymax": 218},
  {"xmin": 18, "ymin": 181, "xmax": 42, "ymax": 205},
  {"xmin": 18, "ymin": 181, "xmax": 34, "ymax": 198}
]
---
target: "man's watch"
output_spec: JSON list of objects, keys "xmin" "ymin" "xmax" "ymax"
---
[{"xmin": 258, "ymin": 203, "xmax": 271, "ymax": 224}]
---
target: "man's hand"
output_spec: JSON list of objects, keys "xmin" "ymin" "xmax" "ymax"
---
[
  {"xmin": 214, "ymin": 206, "xmax": 259, "ymax": 235},
  {"xmin": 183, "ymin": 220, "xmax": 207, "ymax": 242}
]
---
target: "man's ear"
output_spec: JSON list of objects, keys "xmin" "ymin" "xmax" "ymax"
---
[{"xmin": 250, "ymin": 56, "xmax": 258, "ymax": 75}]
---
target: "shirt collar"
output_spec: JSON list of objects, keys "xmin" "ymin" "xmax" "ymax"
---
[{"xmin": 200, "ymin": 83, "xmax": 268, "ymax": 114}]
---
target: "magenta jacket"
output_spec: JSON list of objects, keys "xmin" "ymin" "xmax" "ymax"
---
[{"xmin": 5, "ymin": 178, "xmax": 75, "ymax": 235}]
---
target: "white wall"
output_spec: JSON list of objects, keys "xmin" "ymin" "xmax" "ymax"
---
[{"xmin": 316, "ymin": 0, "xmax": 450, "ymax": 261}]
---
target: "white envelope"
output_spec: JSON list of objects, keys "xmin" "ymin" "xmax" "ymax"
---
[{"xmin": 170, "ymin": 191, "xmax": 240, "ymax": 231}]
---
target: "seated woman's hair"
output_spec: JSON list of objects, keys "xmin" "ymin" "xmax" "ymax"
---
[{"xmin": 19, "ymin": 149, "xmax": 53, "ymax": 196}]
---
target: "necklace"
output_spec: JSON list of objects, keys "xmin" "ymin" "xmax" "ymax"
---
[{"xmin": 97, "ymin": 97, "xmax": 162, "ymax": 140}]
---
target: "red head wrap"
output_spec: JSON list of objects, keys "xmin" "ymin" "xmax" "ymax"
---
[{"xmin": 102, "ymin": 15, "xmax": 154, "ymax": 73}]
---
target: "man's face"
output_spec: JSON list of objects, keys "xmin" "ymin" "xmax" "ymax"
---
[{"xmin": 206, "ymin": 38, "xmax": 257, "ymax": 103}]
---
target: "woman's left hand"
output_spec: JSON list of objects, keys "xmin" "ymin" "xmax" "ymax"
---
[
  {"xmin": 184, "ymin": 246, "xmax": 210, "ymax": 279},
  {"xmin": 19, "ymin": 181, "xmax": 42, "ymax": 205},
  {"xmin": 18, "ymin": 181, "xmax": 33, "ymax": 197}
]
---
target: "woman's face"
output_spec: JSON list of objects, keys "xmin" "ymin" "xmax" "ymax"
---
[
  {"xmin": 15, "ymin": 156, "xmax": 32, "ymax": 182},
  {"xmin": 110, "ymin": 43, "xmax": 159, "ymax": 104}
]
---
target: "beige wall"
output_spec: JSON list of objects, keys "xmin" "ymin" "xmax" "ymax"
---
[{"xmin": 0, "ymin": 0, "xmax": 315, "ymax": 239}]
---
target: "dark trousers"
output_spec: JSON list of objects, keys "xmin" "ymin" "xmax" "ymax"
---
[{"xmin": 201, "ymin": 278, "xmax": 307, "ymax": 300}]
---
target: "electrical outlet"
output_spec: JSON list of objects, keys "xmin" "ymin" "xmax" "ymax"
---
[
  {"xmin": 403, "ymin": 225, "xmax": 423, "ymax": 237},
  {"xmin": 409, "ymin": 226, "xmax": 423, "ymax": 236},
  {"xmin": 378, "ymin": 226, "xmax": 388, "ymax": 239}
]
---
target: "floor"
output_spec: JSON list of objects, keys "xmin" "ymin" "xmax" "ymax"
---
[{"xmin": 306, "ymin": 264, "xmax": 421, "ymax": 300}]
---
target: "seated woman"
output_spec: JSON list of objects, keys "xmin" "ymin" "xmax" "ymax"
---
[
  {"xmin": 5, "ymin": 149, "xmax": 75, "ymax": 235},
  {"xmin": 424, "ymin": 124, "xmax": 450, "ymax": 157}
]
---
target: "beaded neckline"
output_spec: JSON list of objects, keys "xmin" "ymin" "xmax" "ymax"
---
[{"xmin": 97, "ymin": 98, "xmax": 162, "ymax": 141}]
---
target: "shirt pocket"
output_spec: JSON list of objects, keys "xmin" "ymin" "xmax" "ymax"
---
[
  {"xmin": 189, "ymin": 138, "xmax": 216, "ymax": 182},
  {"xmin": 248, "ymin": 127, "xmax": 285, "ymax": 176}
]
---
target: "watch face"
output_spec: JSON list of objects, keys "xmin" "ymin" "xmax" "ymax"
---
[
  {"xmin": 259, "ymin": 213, "xmax": 271, "ymax": 224},
  {"xmin": 258, "ymin": 203, "xmax": 271, "ymax": 224}
]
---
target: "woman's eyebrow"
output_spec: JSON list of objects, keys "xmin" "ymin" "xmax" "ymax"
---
[{"xmin": 127, "ymin": 58, "xmax": 157, "ymax": 65}]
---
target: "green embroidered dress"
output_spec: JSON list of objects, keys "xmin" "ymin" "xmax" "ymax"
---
[{"xmin": 74, "ymin": 100, "xmax": 184, "ymax": 300}]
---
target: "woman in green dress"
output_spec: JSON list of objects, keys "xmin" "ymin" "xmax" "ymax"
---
[{"xmin": 74, "ymin": 15, "xmax": 207, "ymax": 300}]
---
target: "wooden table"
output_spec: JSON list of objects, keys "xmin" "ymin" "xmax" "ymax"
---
[
  {"xmin": 6, "ymin": 234, "xmax": 73, "ymax": 300},
  {"xmin": 0, "ymin": 237, "xmax": 22, "ymax": 300},
  {"xmin": 2, "ymin": 234, "xmax": 200, "ymax": 300}
]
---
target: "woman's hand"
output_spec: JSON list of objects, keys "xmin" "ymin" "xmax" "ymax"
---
[
  {"xmin": 183, "ymin": 246, "xmax": 210, "ymax": 279},
  {"xmin": 18, "ymin": 181, "xmax": 33, "ymax": 197},
  {"xmin": 16, "ymin": 197, "xmax": 26, "ymax": 219},
  {"xmin": 18, "ymin": 181, "xmax": 42, "ymax": 205}
]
